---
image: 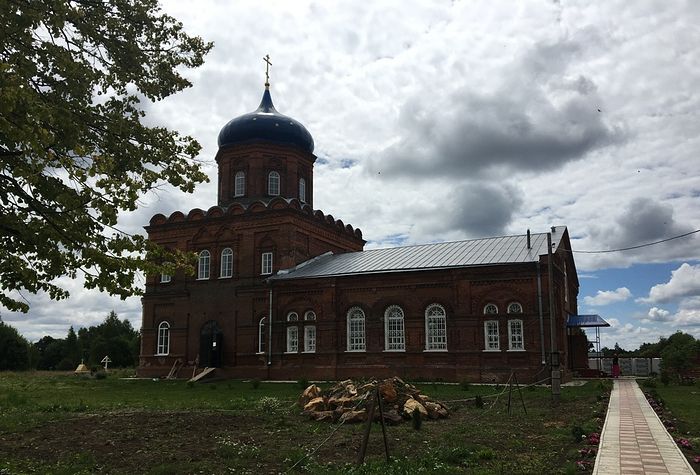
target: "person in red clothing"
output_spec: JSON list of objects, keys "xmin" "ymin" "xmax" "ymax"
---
[{"xmin": 611, "ymin": 353, "xmax": 621, "ymax": 378}]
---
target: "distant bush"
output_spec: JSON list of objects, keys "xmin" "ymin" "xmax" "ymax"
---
[
  {"xmin": 251, "ymin": 378, "xmax": 261, "ymax": 389},
  {"xmin": 460, "ymin": 380, "xmax": 471, "ymax": 391},
  {"xmin": 660, "ymin": 372, "xmax": 671, "ymax": 386},
  {"xmin": 94, "ymin": 371, "xmax": 107, "ymax": 380},
  {"xmin": 474, "ymin": 395, "xmax": 484, "ymax": 409}
]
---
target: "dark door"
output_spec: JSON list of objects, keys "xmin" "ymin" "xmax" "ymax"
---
[{"xmin": 200, "ymin": 321, "xmax": 223, "ymax": 368}]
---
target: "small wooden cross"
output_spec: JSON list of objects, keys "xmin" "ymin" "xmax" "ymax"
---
[
  {"xmin": 263, "ymin": 54, "xmax": 272, "ymax": 86},
  {"xmin": 101, "ymin": 355, "xmax": 112, "ymax": 371}
]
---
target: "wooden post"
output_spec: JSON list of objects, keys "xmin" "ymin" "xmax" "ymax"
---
[
  {"xmin": 357, "ymin": 390, "xmax": 377, "ymax": 466},
  {"xmin": 375, "ymin": 386, "xmax": 390, "ymax": 462}
]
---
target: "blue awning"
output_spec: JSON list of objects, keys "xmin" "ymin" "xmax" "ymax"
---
[{"xmin": 567, "ymin": 314, "xmax": 610, "ymax": 328}]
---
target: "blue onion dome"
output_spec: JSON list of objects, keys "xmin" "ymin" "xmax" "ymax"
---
[{"xmin": 217, "ymin": 88, "xmax": 315, "ymax": 153}]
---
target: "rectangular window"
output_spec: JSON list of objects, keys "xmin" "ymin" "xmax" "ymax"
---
[
  {"xmin": 286, "ymin": 326, "xmax": 298, "ymax": 353},
  {"xmin": 261, "ymin": 252, "xmax": 273, "ymax": 275},
  {"xmin": 427, "ymin": 316, "xmax": 447, "ymax": 350},
  {"xmin": 484, "ymin": 320, "xmax": 499, "ymax": 351},
  {"xmin": 508, "ymin": 319, "xmax": 524, "ymax": 351},
  {"xmin": 160, "ymin": 273, "xmax": 171, "ymax": 283},
  {"xmin": 386, "ymin": 317, "xmax": 405, "ymax": 351},
  {"xmin": 304, "ymin": 326, "xmax": 316, "ymax": 353}
]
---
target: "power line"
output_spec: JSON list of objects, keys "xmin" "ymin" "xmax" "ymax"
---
[{"xmin": 572, "ymin": 228, "xmax": 700, "ymax": 254}]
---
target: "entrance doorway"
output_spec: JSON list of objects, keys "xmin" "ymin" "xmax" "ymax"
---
[{"xmin": 200, "ymin": 320, "xmax": 223, "ymax": 367}]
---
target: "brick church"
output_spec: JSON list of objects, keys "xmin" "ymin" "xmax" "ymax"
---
[{"xmin": 138, "ymin": 76, "xmax": 587, "ymax": 382}]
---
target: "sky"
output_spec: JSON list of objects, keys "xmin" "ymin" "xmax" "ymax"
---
[{"xmin": 3, "ymin": 0, "xmax": 699, "ymax": 350}]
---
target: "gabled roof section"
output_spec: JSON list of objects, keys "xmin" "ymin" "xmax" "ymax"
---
[{"xmin": 272, "ymin": 226, "xmax": 568, "ymax": 281}]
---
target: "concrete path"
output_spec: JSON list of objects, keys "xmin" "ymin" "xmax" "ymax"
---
[{"xmin": 594, "ymin": 379, "xmax": 696, "ymax": 474}]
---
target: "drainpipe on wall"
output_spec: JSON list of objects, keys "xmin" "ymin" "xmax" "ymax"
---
[
  {"xmin": 268, "ymin": 287, "xmax": 273, "ymax": 367},
  {"xmin": 548, "ymin": 232, "xmax": 560, "ymax": 402},
  {"xmin": 537, "ymin": 263, "xmax": 545, "ymax": 365}
]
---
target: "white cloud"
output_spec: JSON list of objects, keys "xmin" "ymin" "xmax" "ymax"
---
[
  {"xmin": 646, "ymin": 307, "xmax": 672, "ymax": 322},
  {"xmin": 638, "ymin": 263, "xmax": 700, "ymax": 304},
  {"xmin": 583, "ymin": 287, "xmax": 632, "ymax": 306}
]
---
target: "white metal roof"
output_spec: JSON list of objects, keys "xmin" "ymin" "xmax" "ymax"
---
[{"xmin": 271, "ymin": 226, "xmax": 567, "ymax": 281}]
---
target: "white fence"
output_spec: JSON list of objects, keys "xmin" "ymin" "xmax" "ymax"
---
[{"xmin": 588, "ymin": 357, "xmax": 662, "ymax": 376}]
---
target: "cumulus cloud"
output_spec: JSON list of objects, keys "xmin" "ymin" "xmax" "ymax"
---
[
  {"xmin": 577, "ymin": 199, "xmax": 699, "ymax": 270},
  {"xmin": 638, "ymin": 263, "xmax": 700, "ymax": 304},
  {"xmin": 582, "ymin": 287, "xmax": 632, "ymax": 306},
  {"xmin": 366, "ymin": 37, "xmax": 621, "ymax": 180},
  {"xmin": 646, "ymin": 307, "xmax": 672, "ymax": 322},
  {"xmin": 674, "ymin": 297, "xmax": 700, "ymax": 327}
]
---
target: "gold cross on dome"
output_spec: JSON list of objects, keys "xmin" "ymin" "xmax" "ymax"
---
[{"xmin": 264, "ymin": 54, "xmax": 272, "ymax": 87}]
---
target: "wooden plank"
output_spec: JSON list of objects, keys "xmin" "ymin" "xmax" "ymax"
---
[{"xmin": 189, "ymin": 367, "xmax": 215, "ymax": 383}]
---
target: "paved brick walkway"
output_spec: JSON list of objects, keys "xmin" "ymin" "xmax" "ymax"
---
[{"xmin": 594, "ymin": 379, "xmax": 695, "ymax": 474}]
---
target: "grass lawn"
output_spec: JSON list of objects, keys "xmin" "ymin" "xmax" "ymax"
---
[
  {"xmin": 0, "ymin": 371, "xmax": 611, "ymax": 474},
  {"xmin": 639, "ymin": 378, "xmax": 700, "ymax": 469}
]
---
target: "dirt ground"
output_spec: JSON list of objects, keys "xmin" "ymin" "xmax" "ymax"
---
[{"xmin": 0, "ymin": 410, "xmax": 394, "ymax": 474}]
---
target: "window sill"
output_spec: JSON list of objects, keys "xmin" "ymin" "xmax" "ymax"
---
[
  {"xmin": 424, "ymin": 349, "xmax": 448, "ymax": 352},
  {"xmin": 302, "ymin": 350, "xmax": 316, "ymax": 354},
  {"xmin": 284, "ymin": 351, "xmax": 299, "ymax": 354},
  {"xmin": 482, "ymin": 349, "xmax": 501, "ymax": 352},
  {"xmin": 154, "ymin": 353, "xmax": 169, "ymax": 356},
  {"xmin": 218, "ymin": 276, "xmax": 232, "ymax": 279},
  {"xmin": 507, "ymin": 349, "xmax": 526, "ymax": 352},
  {"xmin": 345, "ymin": 349, "xmax": 366, "ymax": 353},
  {"xmin": 256, "ymin": 352, "xmax": 265, "ymax": 355},
  {"xmin": 383, "ymin": 349, "xmax": 406, "ymax": 353},
  {"xmin": 195, "ymin": 277, "xmax": 209, "ymax": 281}
]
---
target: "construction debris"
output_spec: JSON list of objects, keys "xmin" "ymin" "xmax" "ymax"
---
[{"xmin": 299, "ymin": 377, "xmax": 449, "ymax": 424}]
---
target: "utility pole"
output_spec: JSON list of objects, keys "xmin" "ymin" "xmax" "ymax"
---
[{"xmin": 548, "ymin": 232, "xmax": 560, "ymax": 403}]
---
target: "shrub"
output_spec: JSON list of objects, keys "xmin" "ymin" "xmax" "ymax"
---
[
  {"xmin": 257, "ymin": 396, "xmax": 282, "ymax": 413},
  {"xmin": 476, "ymin": 448, "xmax": 494, "ymax": 460},
  {"xmin": 251, "ymin": 378, "xmax": 261, "ymax": 389},
  {"xmin": 474, "ymin": 395, "xmax": 484, "ymax": 409},
  {"xmin": 640, "ymin": 378, "xmax": 657, "ymax": 388},
  {"xmin": 298, "ymin": 377, "xmax": 309, "ymax": 390},
  {"xmin": 460, "ymin": 380, "xmax": 471, "ymax": 391},
  {"xmin": 660, "ymin": 371, "xmax": 671, "ymax": 386},
  {"xmin": 94, "ymin": 371, "xmax": 107, "ymax": 380}
]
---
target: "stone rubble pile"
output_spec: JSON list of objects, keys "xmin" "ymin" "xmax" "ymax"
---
[{"xmin": 298, "ymin": 377, "xmax": 449, "ymax": 424}]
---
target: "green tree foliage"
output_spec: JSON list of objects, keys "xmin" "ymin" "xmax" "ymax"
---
[
  {"xmin": 85, "ymin": 310, "xmax": 139, "ymax": 367},
  {"xmin": 0, "ymin": 318, "xmax": 30, "ymax": 370},
  {"xmin": 659, "ymin": 332, "xmax": 699, "ymax": 377},
  {"xmin": 0, "ymin": 0, "xmax": 213, "ymax": 312},
  {"xmin": 32, "ymin": 311, "xmax": 139, "ymax": 369}
]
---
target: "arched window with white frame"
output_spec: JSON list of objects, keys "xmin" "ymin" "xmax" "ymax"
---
[
  {"xmin": 484, "ymin": 303, "xmax": 498, "ymax": 315},
  {"xmin": 507, "ymin": 302, "xmax": 523, "ymax": 314},
  {"xmin": 197, "ymin": 250, "xmax": 210, "ymax": 280},
  {"xmin": 298, "ymin": 177, "xmax": 306, "ymax": 203},
  {"xmin": 234, "ymin": 171, "xmax": 245, "ymax": 197},
  {"xmin": 508, "ymin": 319, "xmax": 524, "ymax": 351},
  {"xmin": 268, "ymin": 171, "xmax": 280, "ymax": 196},
  {"xmin": 220, "ymin": 248, "xmax": 233, "ymax": 278},
  {"xmin": 346, "ymin": 307, "xmax": 365, "ymax": 351},
  {"xmin": 287, "ymin": 312, "xmax": 298, "ymax": 322},
  {"xmin": 156, "ymin": 321, "xmax": 170, "ymax": 355},
  {"xmin": 258, "ymin": 317, "xmax": 267, "ymax": 354},
  {"xmin": 384, "ymin": 305, "xmax": 405, "ymax": 351},
  {"xmin": 425, "ymin": 304, "xmax": 447, "ymax": 351}
]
